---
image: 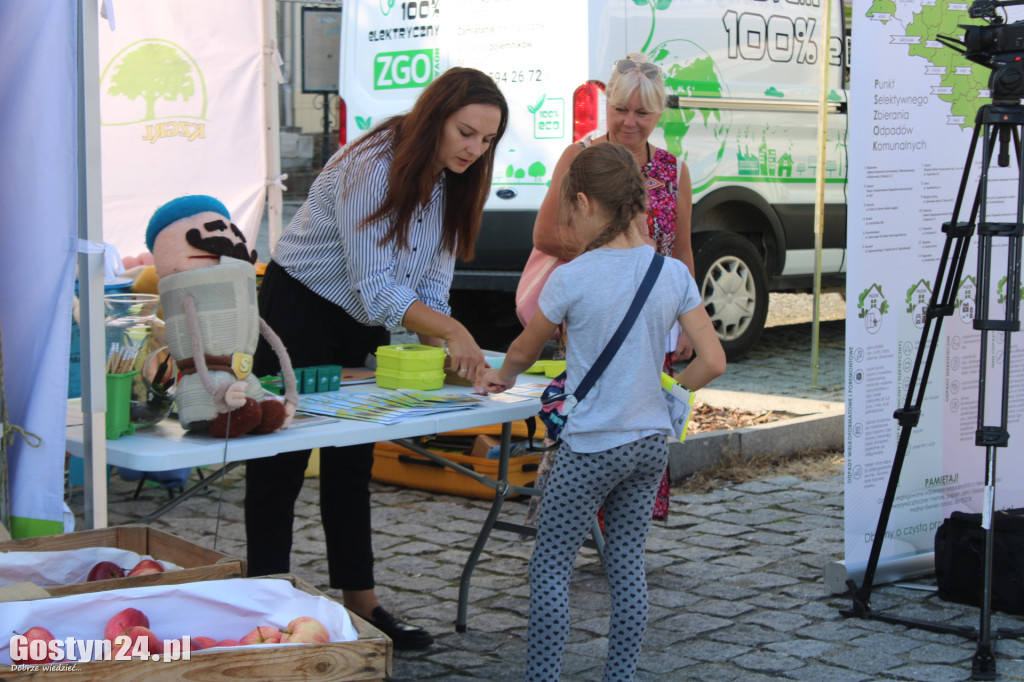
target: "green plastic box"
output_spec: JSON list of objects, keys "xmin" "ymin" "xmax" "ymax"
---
[
  {"xmin": 375, "ymin": 367, "xmax": 445, "ymax": 390},
  {"xmin": 376, "ymin": 344, "xmax": 446, "ymax": 372}
]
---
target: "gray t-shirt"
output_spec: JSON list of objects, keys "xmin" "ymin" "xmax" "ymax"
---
[{"xmin": 538, "ymin": 245, "xmax": 701, "ymax": 453}]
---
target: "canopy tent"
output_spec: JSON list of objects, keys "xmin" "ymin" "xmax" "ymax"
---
[{"xmin": 0, "ymin": 0, "xmax": 282, "ymax": 537}]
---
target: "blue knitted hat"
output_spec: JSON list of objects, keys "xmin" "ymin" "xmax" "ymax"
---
[{"xmin": 146, "ymin": 195, "xmax": 230, "ymax": 252}]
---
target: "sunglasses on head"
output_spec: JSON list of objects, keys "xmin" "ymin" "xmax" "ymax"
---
[{"xmin": 615, "ymin": 59, "xmax": 661, "ymax": 79}]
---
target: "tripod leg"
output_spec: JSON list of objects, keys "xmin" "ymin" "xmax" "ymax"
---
[{"xmin": 969, "ymin": 109, "xmax": 1024, "ymax": 681}]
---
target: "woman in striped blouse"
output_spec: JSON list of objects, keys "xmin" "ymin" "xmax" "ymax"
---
[{"xmin": 246, "ymin": 67, "xmax": 508, "ymax": 649}]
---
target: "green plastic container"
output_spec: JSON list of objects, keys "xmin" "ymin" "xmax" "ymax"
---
[
  {"xmin": 105, "ymin": 371, "xmax": 138, "ymax": 440},
  {"xmin": 376, "ymin": 344, "xmax": 446, "ymax": 372},
  {"xmin": 375, "ymin": 367, "xmax": 445, "ymax": 390}
]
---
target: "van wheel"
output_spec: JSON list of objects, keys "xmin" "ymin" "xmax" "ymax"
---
[{"xmin": 693, "ymin": 232, "xmax": 769, "ymax": 360}]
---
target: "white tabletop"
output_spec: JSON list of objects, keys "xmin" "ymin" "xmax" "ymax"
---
[{"xmin": 65, "ymin": 379, "xmax": 545, "ymax": 472}]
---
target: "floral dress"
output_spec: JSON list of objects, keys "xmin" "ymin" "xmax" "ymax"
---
[
  {"xmin": 641, "ymin": 148, "xmax": 682, "ymax": 520},
  {"xmin": 642, "ymin": 147, "xmax": 679, "ymax": 259}
]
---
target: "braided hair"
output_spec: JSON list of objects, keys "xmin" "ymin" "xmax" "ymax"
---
[{"xmin": 558, "ymin": 143, "xmax": 648, "ymax": 252}]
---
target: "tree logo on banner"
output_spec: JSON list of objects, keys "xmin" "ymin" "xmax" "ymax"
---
[
  {"xmin": 905, "ymin": 279, "xmax": 933, "ymax": 329},
  {"xmin": 99, "ymin": 39, "xmax": 208, "ymax": 140},
  {"xmin": 857, "ymin": 283, "xmax": 888, "ymax": 335}
]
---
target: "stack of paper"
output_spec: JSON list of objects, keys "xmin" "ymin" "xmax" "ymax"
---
[{"xmin": 298, "ymin": 390, "xmax": 483, "ymax": 425}]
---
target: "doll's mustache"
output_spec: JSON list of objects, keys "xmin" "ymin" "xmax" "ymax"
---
[{"xmin": 186, "ymin": 228, "xmax": 257, "ymax": 264}]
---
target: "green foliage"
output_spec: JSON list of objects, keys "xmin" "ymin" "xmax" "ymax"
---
[
  {"xmin": 527, "ymin": 161, "xmax": 546, "ymax": 179},
  {"xmin": 108, "ymin": 43, "xmax": 194, "ymax": 121}
]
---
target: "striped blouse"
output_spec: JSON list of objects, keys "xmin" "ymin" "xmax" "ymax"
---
[{"xmin": 272, "ymin": 133, "xmax": 453, "ymax": 330}]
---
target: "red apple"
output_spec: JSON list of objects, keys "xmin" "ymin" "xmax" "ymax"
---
[
  {"xmin": 87, "ymin": 561, "xmax": 126, "ymax": 582},
  {"xmin": 279, "ymin": 616, "xmax": 329, "ymax": 644},
  {"xmin": 191, "ymin": 636, "xmax": 218, "ymax": 651},
  {"xmin": 13, "ymin": 626, "xmax": 59, "ymax": 663},
  {"xmin": 104, "ymin": 607, "xmax": 149, "ymax": 643},
  {"xmin": 239, "ymin": 625, "xmax": 281, "ymax": 645},
  {"xmin": 115, "ymin": 626, "xmax": 163, "ymax": 656},
  {"xmin": 215, "ymin": 639, "xmax": 240, "ymax": 647},
  {"xmin": 126, "ymin": 559, "xmax": 164, "ymax": 577}
]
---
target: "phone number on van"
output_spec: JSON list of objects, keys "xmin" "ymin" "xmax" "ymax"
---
[{"xmin": 488, "ymin": 70, "xmax": 543, "ymax": 84}]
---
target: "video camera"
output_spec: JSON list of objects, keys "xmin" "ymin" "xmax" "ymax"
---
[{"xmin": 939, "ymin": 0, "xmax": 1024, "ymax": 102}]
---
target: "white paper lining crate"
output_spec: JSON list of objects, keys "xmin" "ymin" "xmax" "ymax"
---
[
  {"xmin": 0, "ymin": 574, "xmax": 392, "ymax": 681},
  {"xmin": 0, "ymin": 526, "xmax": 245, "ymax": 596}
]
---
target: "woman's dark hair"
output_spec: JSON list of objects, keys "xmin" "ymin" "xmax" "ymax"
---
[
  {"xmin": 341, "ymin": 67, "xmax": 508, "ymax": 260},
  {"xmin": 558, "ymin": 143, "xmax": 647, "ymax": 251}
]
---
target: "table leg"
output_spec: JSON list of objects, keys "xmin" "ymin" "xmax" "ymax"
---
[
  {"xmin": 455, "ymin": 421, "xmax": 512, "ymax": 632},
  {"xmin": 137, "ymin": 462, "xmax": 240, "ymax": 525}
]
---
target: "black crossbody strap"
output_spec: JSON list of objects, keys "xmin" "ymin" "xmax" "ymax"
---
[{"xmin": 574, "ymin": 253, "xmax": 664, "ymax": 402}]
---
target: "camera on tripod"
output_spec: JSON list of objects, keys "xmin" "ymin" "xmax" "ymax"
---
[{"xmin": 939, "ymin": 0, "xmax": 1024, "ymax": 102}]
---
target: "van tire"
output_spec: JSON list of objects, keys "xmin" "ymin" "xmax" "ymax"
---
[{"xmin": 693, "ymin": 232, "xmax": 769, "ymax": 360}]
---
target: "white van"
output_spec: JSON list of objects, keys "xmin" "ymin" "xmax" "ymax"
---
[{"xmin": 338, "ymin": 0, "xmax": 848, "ymax": 358}]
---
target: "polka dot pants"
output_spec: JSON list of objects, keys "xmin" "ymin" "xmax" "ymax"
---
[{"xmin": 526, "ymin": 434, "xmax": 668, "ymax": 682}]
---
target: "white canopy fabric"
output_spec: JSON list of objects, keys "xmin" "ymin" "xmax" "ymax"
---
[{"xmin": 0, "ymin": 0, "xmax": 80, "ymax": 537}]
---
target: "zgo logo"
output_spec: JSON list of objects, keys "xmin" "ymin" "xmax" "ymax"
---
[{"xmin": 374, "ymin": 49, "xmax": 438, "ymax": 90}]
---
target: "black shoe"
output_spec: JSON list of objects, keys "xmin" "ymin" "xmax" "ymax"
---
[{"xmin": 368, "ymin": 606, "xmax": 434, "ymax": 650}]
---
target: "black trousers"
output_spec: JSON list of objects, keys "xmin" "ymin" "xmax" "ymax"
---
[{"xmin": 246, "ymin": 260, "xmax": 389, "ymax": 590}]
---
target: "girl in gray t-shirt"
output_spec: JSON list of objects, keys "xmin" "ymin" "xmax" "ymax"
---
[{"xmin": 477, "ymin": 143, "xmax": 726, "ymax": 682}]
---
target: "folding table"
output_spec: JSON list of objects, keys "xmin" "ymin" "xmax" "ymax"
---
[{"xmin": 65, "ymin": 379, "xmax": 544, "ymax": 631}]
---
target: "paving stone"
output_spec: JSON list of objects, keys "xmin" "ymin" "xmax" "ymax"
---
[
  {"xmin": 849, "ymin": 631, "xmax": 923, "ymax": 655},
  {"xmin": 732, "ymin": 650, "xmax": 804, "ymax": 673},
  {"xmin": 767, "ymin": 637, "xmax": 837, "ymax": 657},
  {"xmin": 730, "ymin": 480, "xmax": 786, "ymax": 494},
  {"xmin": 690, "ymin": 597, "xmax": 757, "ymax": 618},
  {"xmin": 691, "ymin": 581, "xmax": 761, "ymax": 601},
  {"xmin": 676, "ymin": 638, "xmax": 752, "ymax": 662},
  {"xmin": 819, "ymin": 647, "xmax": 906, "ymax": 674},
  {"xmin": 886, "ymin": 664, "xmax": 976, "ymax": 681},
  {"xmin": 723, "ymin": 571, "xmax": 801, "ymax": 589},
  {"xmin": 688, "ymin": 520, "xmax": 756, "ymax": 536},
  {"xmin": 782, "ymin": 663, "xmax": 873, "ymax": 681},
  {"xmin": 708, "ymin": 623, "xmax": 792, "ymax": 647},
  {"xmin": 682, "ymin": 533, "xmax": 749, "ymax": 550},
  {"xmin": 742, "ymin": 609, "xmax": 812, "ymax": 632},
  {"xmin": 661, "ymin": 612, "xmax": 733, "ymax": 636}
]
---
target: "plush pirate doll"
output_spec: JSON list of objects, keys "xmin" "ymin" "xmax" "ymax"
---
[{"xmin": 147, "ymin": 195, "xmax": 298, "ymax": 437}]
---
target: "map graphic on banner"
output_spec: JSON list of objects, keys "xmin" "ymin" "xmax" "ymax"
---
[
  {"xmin": 845, "ymin": 0, "xmax": 1024, "ymax": 573},
  {"xmin": 866, "ymin": 0, "xmax": 990, "ymax": 128}
]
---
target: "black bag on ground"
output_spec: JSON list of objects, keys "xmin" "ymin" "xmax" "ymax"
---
[{"xmin": 934, "ymin": 508, "xmax": 1024, "ymax": 615}]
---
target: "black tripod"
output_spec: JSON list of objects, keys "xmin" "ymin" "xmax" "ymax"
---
[{"xmin": 841, "ymin": 99, "xmax": 1024, "ymax": 680}]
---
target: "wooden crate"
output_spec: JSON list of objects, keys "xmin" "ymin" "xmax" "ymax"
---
[
  {"xmin": 0, "ymin": 574, "xmax": 392, "ymax": 681},
  {"xmin": 0, "ymin": 526, "xmax": 245, "ymax": 596}
]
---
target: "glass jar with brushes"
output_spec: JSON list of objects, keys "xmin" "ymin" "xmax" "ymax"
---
[{"xmin": 103, "ymin": 293, "xmax": 176, "ymax": 428}]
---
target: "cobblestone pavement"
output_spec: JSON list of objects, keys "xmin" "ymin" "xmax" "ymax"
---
[{"xmin": 70, "ymin": 463, "xmax": 1024, "ymax": 682}]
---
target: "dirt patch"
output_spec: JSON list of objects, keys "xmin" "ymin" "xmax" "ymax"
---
[
  {"xmin": 676, "ymin": 402, "xmax": 842, "ymax": 492},
  {"xmin": 686, "ymin": 402, "xmax": 792, "ymax": 435},
  {"xmin": 673, "ymin": 447, "xmax": 844, "ymax": 494}
]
